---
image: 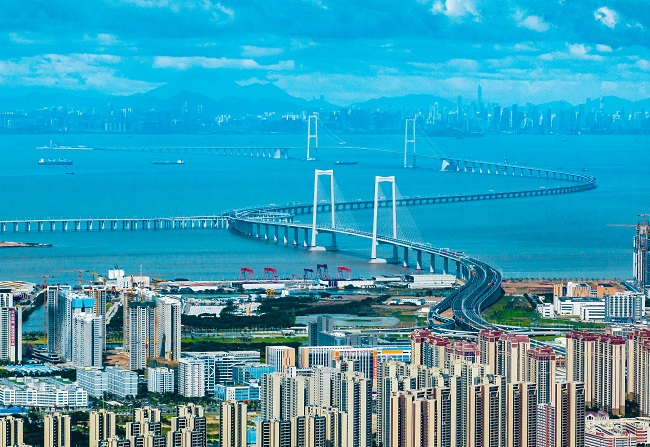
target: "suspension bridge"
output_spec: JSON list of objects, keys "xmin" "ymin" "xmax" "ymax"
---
[{"xmin": 21, "ymin": 117, "xmax": 598, "ymax": 335}]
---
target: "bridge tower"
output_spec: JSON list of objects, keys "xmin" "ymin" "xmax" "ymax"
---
[
  {"xmin": 311, "ymin": 169, "xmax": 336, "ymax": 250},
  {"xmin": 307, "ymin": 115, "xmax": 318, "ymax": 160},
  {"xmin": 370, "ymin": 176, "xmax": 397, "ymax": 263},
  {"xmin": 403, "ymin": 117, "xmax": 416, "ymax": 168}
]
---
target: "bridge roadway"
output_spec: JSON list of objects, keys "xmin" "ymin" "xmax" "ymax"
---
[
  {"xmin": 227, "ymin": 209, "xmax": 574, "ymax": 338},
  {"xmin": 0, "ymin": 173, "xmax": 596, "ymax": 234}
]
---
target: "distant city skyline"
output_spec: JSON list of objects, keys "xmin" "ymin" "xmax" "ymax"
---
[{"xmin": 2, "ymin": 1, "xmax": 650, "ymax": 105}]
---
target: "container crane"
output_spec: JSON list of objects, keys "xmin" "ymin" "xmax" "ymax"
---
[
  {"xmin": 337, "ymin": 266, "xmax": 352, "ymax": 280},
  {"xmin": 240, "ymin": 267, "xmax": 253, "ymax": 281},
  {"xmin": 263, "ymin": 267, "xmax": 279, "ymax": 281}
]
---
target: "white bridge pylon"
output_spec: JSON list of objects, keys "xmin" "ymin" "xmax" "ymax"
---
[
  {"xmin": 311, "ymin": 169, "xmax": 335, "ymax": 250},
  {"xmin": 404, "ymin": 117, "xmax": 416, "ymax": 168},
  {"xmin": 370, "ymin": 175, "xmax": 397, "ymax": 263},
  {"xmin": 307, "ymin": 114, "xmax": 318, "ymax": 161}
]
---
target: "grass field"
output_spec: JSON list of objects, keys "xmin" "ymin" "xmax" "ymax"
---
[{"xmin": 484, "ymin": 295, "xmax": 605, "ymax": 329}]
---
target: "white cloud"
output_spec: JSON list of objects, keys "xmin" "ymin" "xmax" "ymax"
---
[
  {"xmin": 540, "ymin": 43, "xmax": 603, "ymax": 62},
  {"xmin": 513, "ymin": 10, "xmax": 550, "ymax": 32},
  {"xmin": 8, "ymin": 32, "xmax": 47, "ymax": 45},
  {"xmin": 241, "ymin": 46, "xmax": 284, "ymax": 58},
  {"xmin": 431, "ymin": 0, "xmax": 479, "ymax": 19},
  {"xmin": 0, "ymin": 54, "xmax": 157, "ymax": 95},
  {"xmin": 596, "ymin": 44, "xmax": 613, "ymax": 53},
  {"xmin": 152, "ymin": 56, "xmax": 294, "ymax": 71},
  {"xmin": 594, "ymin": 6, "xmax": 619, "ymax": 29}
]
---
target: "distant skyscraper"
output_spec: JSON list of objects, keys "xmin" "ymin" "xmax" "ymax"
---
[
  {"xmin": 594, "ymin": 334, "xmax": 626, "ymax": 416},
  {"xmin": 219, "ymin": 401, "xmax": 247, "ymax": 447},
  {"xmin": 44, "ymin": 412, "xmax": 71, "ymax": 447}
]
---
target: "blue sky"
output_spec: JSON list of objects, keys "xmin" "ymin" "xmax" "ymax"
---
[{"xmin": 2, "ymin": 0, "xmax": 650, "ymax": 105}]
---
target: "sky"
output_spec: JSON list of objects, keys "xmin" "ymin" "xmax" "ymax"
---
[{"xmin": 2, "ymin": 0, "xmax": 650, "ymax": 105}]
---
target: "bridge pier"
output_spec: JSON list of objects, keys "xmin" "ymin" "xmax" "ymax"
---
[
  {"xmin": 1, "ymin": 223, "xmax": 5, "ymax": 232},
  {"xmin": 111, "ymin": 221, "xmax": 117, "ymax": 231},
  {"xmin": 274, "ymin": 226, "xmax": 279, "ymax": 243},
  {"xmin": 86, "ymin": 221, "xmax": 93, "ymax": 231},
  {"xmin": 38, "ymin": 222, "xmax": 44, "ymax": 232},
  {"xmin": 415, "ymin": 250, "xmax": 423, "ymax": 270},
  {"xmin": 456, "ymin": 261, "xmax": 461, "ymax": 278},
  {"xmin": 329, "ymin": 233, "xmax": 338, "ymax": 251},
  {"xmin": 443, "ymin": 257, "xmax": 449, "ymax": 275},
  {"xmin": 255, "ymin": 223, "xmax": 260, "ymax": 238},
  {"xmin": 283, "ymin": 226, "xmax": 289, "ymax": 244},
  {"xmin": 25, "ymin": 222, "xmax": 31, "ymax": 232},
  {"xmin": 430, "ymin": 253, "xmax": 436, "ymax": 273},
  {"xmin": 50, "ymin": 222, "xmax": 56, "ymax": 231},
  {"xmin": 303, "ymin": 229, "xmax": 309, "ymax": 247},
  {"xmin": 63, "ymin": 221, "xmax": 68, "ymax": 232},
  {"xmin": 74, "ymin": 221, "xmax": 80, "ymax": 231},
  {"xmin": 100, "ymin": 221, "xmax": 105, "ymax": 231},
  {"xmin": 293, "ymin": 228, "xmax": 299, "ymax": 246},
  {"xmin": 402, "ymin": 247, "xmax": 409, "ymax": 268}
]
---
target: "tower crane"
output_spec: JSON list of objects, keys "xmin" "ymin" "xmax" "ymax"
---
[{"xmin": 54, "ymin": 269, "xmax": 88, "ymax": 289}]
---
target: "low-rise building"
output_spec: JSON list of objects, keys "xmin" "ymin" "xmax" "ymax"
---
[
  {"xmin": 0, "ymin": 377, "xmax": 87, "ymax": 408},
  {"xmin": 214, "ymin": 384, "xmax": 260, "ymax": 402},
  {"xmin": 106, "ymin": 367, "xmax": 138, "ymax": 398}
]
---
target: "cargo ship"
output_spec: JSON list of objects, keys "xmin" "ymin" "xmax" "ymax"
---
[
  {"xmin": 152, "ymin": 160, "xmax": 184, "ymax": 165},
  {"xmin": 38, "ymin": 158, "xmax": 73, "ymax": 166}
]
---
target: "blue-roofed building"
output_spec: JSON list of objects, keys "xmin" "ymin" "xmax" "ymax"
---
[
  {"xmin": 232, "ymin": 363, "xmax": 274, "ymax": 384},
  {"xmin": 214, "ymin": 384, "xmax": 260, "ymax": 402}
]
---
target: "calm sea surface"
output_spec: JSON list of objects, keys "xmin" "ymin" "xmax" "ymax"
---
[{"xmin": 1, "ymin": 133, "xmax": 648, "ymax": 297}]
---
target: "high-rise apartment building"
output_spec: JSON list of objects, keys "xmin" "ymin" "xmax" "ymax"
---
[
  {"xmin": 72, "ymin": 313, "xmax": 104, "ymax": 367},
  {"xmin": 147, "ymin": 367, "xmax": 175, "ymax": 394},
  {"xmin": 0, "ymin": 416, "xmax": 23, "ymax": 447},
  {"xmin": 390, "ymin": 387, "xmax": 452, "ymax": 447},
  {"xmin": 478, "ymin": 328, "xmax": 502, "ymax": 375},
  {"xmin": 496, "ymin": 333, "xmax": 529, "ymax": 383},
  {"xmin": 266, "ymin": 346, "xmax": 295, "ymax": 373},
  {"xmin": 169, "ymin": 404, "xmax": 206, "ymax": 447},
  {"xmin": 44, "ymin": 412, "xmax": 70, "ymax": 447},
  {"xmin": 219, "ymin": 401, "xmax": 247, "ymax": 447},
  {"xmin": 178, "ymin": 358, "xmax": 205, "ymax": 397},
  {"xmin": 410, "ymin": 329, "xmax": 450, "ymax": 369},
  {"xmin": 536, "ymin": 403, "xmax": 555, "ymax": 447},
  {"xmin": 154, "ymin": 296, "xmax": 181, "ymax": 362},
  {"xmin": 0, "ymin": 306, "xmax": 21, "ymax": 364},
  {"xmin": 338, "ymin": 371, "xmax": 372, "ymax": 447},
  {"xmin": 526, "ymin": 346, "xmax": 556, "ymax": 404},
  {"xmin": 566, "ymin": 331, "xmax": 598, "ymax": 407},
  {"xmin": 633, "ymin": 215, "xmax": 649, "ymax": 291},
  {"xmin": 552, "ymin": 382, "xmax": 585, "ymax": 447},
  {"xmin": 256, "ymin": 420, "xmax": 291, "ymax": 447},
  {"xmin": 506, "ymin": 382, "xmax": 537, "ymax": 447},
  {"xmin": 128, "ymin": 301, "xmax": 156, "ymax": 371},
  {"xmin": 89, "ymin": 410, "xmax": 116, "ymax": 447},
  {"xmin": 595, "ymin": 334, "xmax": 626, "ymax": 416},
  {"xmin": 127, "ymin": 407, "xmax": 165, "ymax": 447}
]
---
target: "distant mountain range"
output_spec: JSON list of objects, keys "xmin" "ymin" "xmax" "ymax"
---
[{"xmin": 0, "ymin": 74, "xmax": 649, "ymax": 116}]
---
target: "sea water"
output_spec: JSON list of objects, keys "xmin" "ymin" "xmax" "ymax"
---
[{"xmin": 1, "ymin": 132, "xmax": 648, "ymax": 289}]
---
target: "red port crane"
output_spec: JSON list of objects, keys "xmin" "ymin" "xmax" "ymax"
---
[
  {"xmin": 337, "ymin": 266, "xmax": 352, "ymax": 280},
  {"xmin": 263, "ymin": 267, "xmax": 279, "ymax": 281},
  {"xmin": 240, "ymin": 267, "xmax": 254, "ymax": 281}
]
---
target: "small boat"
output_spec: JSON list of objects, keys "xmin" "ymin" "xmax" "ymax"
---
[
  {"xmin": 152, "ymin": 160, "xmax": 184, "ymax": 165},
  {"xmin": 335, "ymin": 161, "xmax": 358, "ymax": 165},
  {"xmin": 38, "ymin": 158, "xmax": 73, "ymax": 166},
  {"xmin": 65, "ymin": 172, "xmax": 74, "ymax": 175}
]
